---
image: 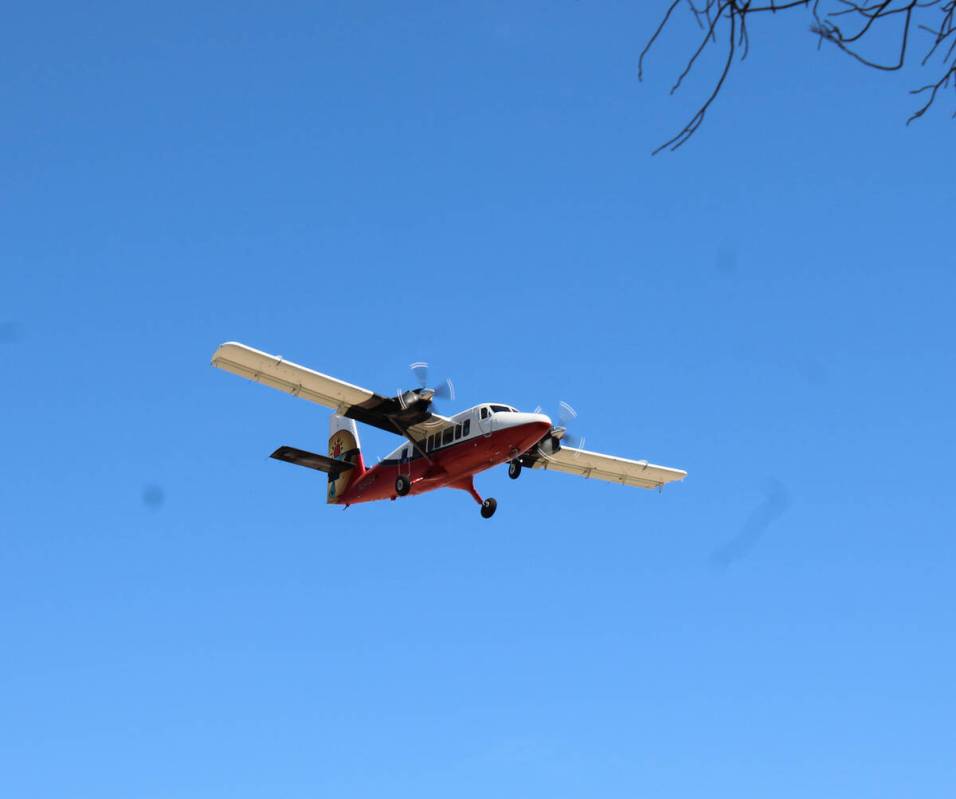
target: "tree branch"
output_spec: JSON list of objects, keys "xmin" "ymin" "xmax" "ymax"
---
[{"xmin": 641, "ymin": 0, "xmax": 956, "ymax": 152}]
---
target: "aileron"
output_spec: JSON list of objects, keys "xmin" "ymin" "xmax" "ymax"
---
[
  {"xmin": 211, "ymin": 342, "xmax": 448, "ymax": 436},
  {"xmin": 532, "ymin": 446, "xmax": 686, "ymax": 490},
  {"xmin": 212, "ymin": 342, "xmax": 373, "ymax": 410}
]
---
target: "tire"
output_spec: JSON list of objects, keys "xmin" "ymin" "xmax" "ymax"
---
[
  {"xmin": 395, "ymin": 475, "xmax": 411, "ymax": 496},
  {"xmin": 508, "ymin": 460, "xmax": 522, "ymax": 480},
  {"xmin": 480, "ymin": 497, "xmax": 497, "ymax": 519}
]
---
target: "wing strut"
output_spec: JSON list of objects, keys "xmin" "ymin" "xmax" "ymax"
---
[{"xmin": 387, "ymin": 417, "xmax": 433, "ymax": 464}]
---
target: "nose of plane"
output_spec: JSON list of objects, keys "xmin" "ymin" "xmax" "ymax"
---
[
  {"xmin": 500, "ymin": 411, "xmax": 552, "ymax": 433},
  {"xmin": 528, "ymin": 411, "xmax": 552, "ymax": 432}
]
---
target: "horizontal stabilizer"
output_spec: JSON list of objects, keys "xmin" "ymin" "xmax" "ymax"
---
[{"xmin": 271, "ymin": 446, "xmax": 356, "ymax": 475}]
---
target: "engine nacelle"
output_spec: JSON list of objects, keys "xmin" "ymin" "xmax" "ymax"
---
[{"xmin": 536, "ymin": 433, "xmax": 562, "ymax": 457}]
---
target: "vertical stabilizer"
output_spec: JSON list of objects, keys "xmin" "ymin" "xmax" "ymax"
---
[{"xmin": 327, "ymin": 415, "xmax": 365, "ymax": 503}]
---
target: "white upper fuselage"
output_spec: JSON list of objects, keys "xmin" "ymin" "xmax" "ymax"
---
[{"xmin": 382, "ymin": 404, "xmax": 552, "ymax": 463}]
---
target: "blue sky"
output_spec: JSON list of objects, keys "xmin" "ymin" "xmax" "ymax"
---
[{"xmin": 2, "ymin": 2, "xmax": 954, "ymax": 797}]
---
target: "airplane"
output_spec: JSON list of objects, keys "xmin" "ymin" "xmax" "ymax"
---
[{"xmin": 211, "ymin": 342, "xmax": 687, "ymax": 518}]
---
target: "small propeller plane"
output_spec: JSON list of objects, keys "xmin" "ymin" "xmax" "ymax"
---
[{"xmin": 212, "ymin": 342, "xmax": 687, "ymax": 518}]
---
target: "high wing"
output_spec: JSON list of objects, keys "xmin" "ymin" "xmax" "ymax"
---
[
  {"xmin": 211, "ymin": 342, "xmax": 449, "ymax": 442},
  {"xmin": 531, "ymin": 446, "xmax": 687, "ymax": 490}
]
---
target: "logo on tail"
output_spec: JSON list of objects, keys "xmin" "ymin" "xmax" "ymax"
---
[{"xmin": 328, "ymin": 414, "xmax": 364, "ymax": 503}]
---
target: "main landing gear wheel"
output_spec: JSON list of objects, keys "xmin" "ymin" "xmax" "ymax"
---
[
  {"xmin": 508, "ymin": 460, "xmax": 522, "ymax": 480},
  {"xmin": 395, "ymin": 475, "xmax": 411, "ymax": 496},
  {"xmin": 480, "ymin": 497, "xmax": 497, "ymax": 519}
]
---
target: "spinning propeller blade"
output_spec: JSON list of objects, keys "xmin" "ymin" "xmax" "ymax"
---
[
  {"xmin": 404, "ymin": 361, "xmax": 456, "ymax": 412},
  {"xmin": 410, "ymin": 361, "xmax": 430, "ymax": 389},
  {"xmin": 557, "ymin": 401, "xmax": 576, "ymax": 428},
  {"xmin": 535, "ymin": 400, "xmax": 585, "ymax": 458}
]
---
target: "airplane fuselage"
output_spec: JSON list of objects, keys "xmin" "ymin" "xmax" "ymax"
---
[{"xmin": 336, "ymin": 404, "xmax": 551, "ymax": 505}]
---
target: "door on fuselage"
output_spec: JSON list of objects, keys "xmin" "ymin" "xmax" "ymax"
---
[{"xmin": 476, "ymin": 405, "xmax": 493, "ymax": 436}]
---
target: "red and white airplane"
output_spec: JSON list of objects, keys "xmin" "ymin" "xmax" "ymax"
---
[{"xmin": 212, "ymin": 342, "xmax": 686, "ymax": 518}]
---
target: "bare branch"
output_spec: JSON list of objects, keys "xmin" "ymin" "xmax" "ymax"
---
[
  {"xmin": 641, "ymin": 0, "xmax": 956, "ymax": 152},
  {"xmin": 639, "ymin": 0, "xmax": 685, "ymax": 81},
  {"xmin": 908, "ymin": 63, "xmax": 956, "ymax": 120},
  {"xmin": 653, "ymin": 3, "xmax": 740, "ymax": 154}
]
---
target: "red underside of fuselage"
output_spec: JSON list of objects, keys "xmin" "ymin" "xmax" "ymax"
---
[{"xmin": 335, "ymin": 420, "xmax": 551, "ymax": 505}]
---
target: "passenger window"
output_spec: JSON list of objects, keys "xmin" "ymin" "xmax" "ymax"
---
[
  {"xmin": 455, "ymin": 423, "xmax": 462, "ymax": 440},
  {"xmin": 442, "ymin": 427, "xmax": 454, "ymax": 446},
  {"xmin": 463, "ymin": 419, "xmax": 470, "ymax": 436}
]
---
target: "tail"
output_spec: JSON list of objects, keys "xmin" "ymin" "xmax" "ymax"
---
[{"xmin": 327, "ymin": 414, "xmax": 366, "ymax": 503}]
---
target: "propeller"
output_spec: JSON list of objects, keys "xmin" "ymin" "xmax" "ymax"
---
[
  {"xmin": 556, "ymin": 401, "xmax": 585, "ymax": 449},
  {"xmin": 399, "ymin": 361, "xmax": 456, "ymax": 412},
  {"xmin": 534, "ymin": 400, "xmax": 585, "ymax": 458}
]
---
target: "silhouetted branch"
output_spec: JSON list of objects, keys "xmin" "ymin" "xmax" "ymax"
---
[
  {"xmin": 641, "ymin": 0, "xmax": 956, "ymax": 152},
  {"xmin": 908, "ymin": 63, "xmax": 956, "ymax": 121},
  {"xmin": 653, "ymin": 4, "xmax": 739, "ymax": 153}
]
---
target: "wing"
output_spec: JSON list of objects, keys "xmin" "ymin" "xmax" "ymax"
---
[
  {"xmin": 530, "ymin": 446, "xmax": 687, "ymax": 490},
  {"xmin": 211, "ymin": 342, "xmax": 449, "ymax": 440}
]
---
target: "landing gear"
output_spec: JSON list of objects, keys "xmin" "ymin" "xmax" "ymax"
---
[
  {"xmin": 508, "ymin": 460, "xmax": 522, "ymax": 480},
  {"xmin": 451, "ymin": 476, "xmax": 498, "ymax": 519},
  {"xmin": 480, "ymin": 497, "xmax": 497, "ymax": 519},
  {"xmin": 395, "ymin": 475, "xmax": 411, "ymax": 496}
]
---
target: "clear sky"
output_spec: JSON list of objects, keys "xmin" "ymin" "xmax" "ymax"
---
[{"xmin": 2, "ymin": 3, "xmax": 954, "ymax": 797}]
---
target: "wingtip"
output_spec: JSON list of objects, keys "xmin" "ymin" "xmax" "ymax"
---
[{"xmin": 211, "ymin": 340, "xmax": 247, "ymax": 365}]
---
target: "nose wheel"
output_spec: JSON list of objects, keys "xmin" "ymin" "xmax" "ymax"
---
[{"xmin": 480, "ymin": 498, "xmax": 497, "ymax": 519}]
